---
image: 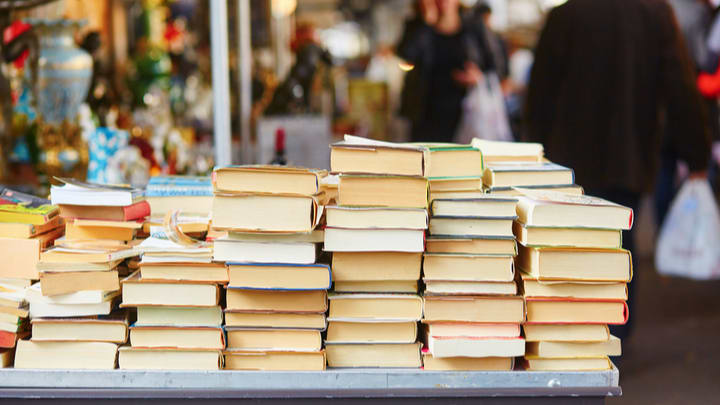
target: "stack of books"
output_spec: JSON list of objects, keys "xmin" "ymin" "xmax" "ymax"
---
[
  {"xmin": 143, "ymin": 175, "xmax": 213, "ymax": 236},
  {"xmin": 515, "ymin": 187, "xmax": 632, "ymax": 371},
  {"xmin": 426, "ymin": 143, "xmax": 485, "ymax": 202},
  {"xmin": 422, "ymin": 147, "xmax": 525, "ymax": 371},
  {"xmin": 14, "ymin": 179, "xmax": 144, "ymax": 369},
  {"xmin": 212, "ymin": 166, "xmax": 329, "ymax": 371},
  {"xmin": 324, "ymin": 136, "xmax": 427, "ymax": 368},
  {"xmin": 471, "ymin": 139, "xmax": 583, "ymax": 196},
  {"xmin": 118, "ymin": 230, "xmax": 223, "ymax": 370},
  {"xmin": 0, "ymin": 191, "xmax": 63, "ymax": 362}
]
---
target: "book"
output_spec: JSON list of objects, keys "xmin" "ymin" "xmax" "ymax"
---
[
  {"xmin": 146, "ymin": 175, "xmax": 213, "ymax": 197},
  {"xmin": 118, "ymin": 347, "xmax": 221, "ymax": 370},
  {"xmin": 427, "ymin": 336, "xmax": 525, "ymax": 358},
  {"xmin": 333, "ymin": 280, "xmax": 419, "ymax": 293},
  {"xmin": 225, "ymin": 290, "xmax": 327, "ymax": 313},
  {"xmin": 471, "ymin": 139, "xmax": 543, "ymax": 163},
  {"xmin": 326, "ymin": 321, "xmax": 417, "ymax": 343},
  {"xmin": 31, "ymin": 316, "xmax": 128, "ymax": 343},
  {"xmin": 0, "ymin": 330, "xmax": 28, "ymax": 348},
  {"xmin": 0, "ymin": 320, "xmax": 25, "ymax": 333},
  {"xmin": 58, "ymin": 201, "xmax": 151, "ymax": 221},
  {"xmin": 423, "ymin": 254, "xmax": 515, "ymax": 282},
  {"xmin": 228, "ymin": 263, "xmax": 331, "ymax": 290},
  {"xmin": 325, "ymin": 206, "xmax": 428, "ymax": 229},
  {"xmin": 525, "ymin": 298, "xmax": 628, "ymax": 324},
  {"xmin": 524, "ymin": 356, "xmax": 611, "ymax": 371},
  {"xmin": 29, "ymin": 300, "xmax": 116, "ymax": 318},
  {"xmin": 39, "ymin": 270, "xmax": 119, "ymax": 296},
  {"xmin": 138, "ymin": 236, "xmax": 213, "ymax": 263},
  {"xmin": 423, "ymin": 144, "xmax": 483, "ymax": 178},
  {"xmin": 32, "ymin": 225, "xmax": 65, "ymax": 249},
  {"xmin": 517, "ymin": 246, "xmax": 632, "ymax": 282},
  {"xmin": 0, "ymin": 348, "xmax": 13, "ymax": 367},
  {"xmin": 213, "ymin": 238, "xmax": 316, "ymax": 265},
  {"xmin": 523, "ymin": 324, "xmax": 611, "ymax": 342},
  {"xmin": 423, "ymin": 296, "xmax": 525, "ymax": 323},
  {"xmin": 129, "ymin": 326, "xmax": 225, "ymax": 349},
  {"xmin": 513, "ymin": 221, "xmax": 623, "ymax": 249},
  {"xmin": 121, "ymin": 272, "xmax": 220, "ymax": 307},
  {"xmin": 224, "ymin": 350, "xmax": 325, "ymax": 371},
  {"xmin": 225, "ymin": 328, "xmax": 321, "ymax": 351},
  {"xmin": 331, "ymin": 252, "xmax": 421, "ymax": 281},
  {"xmin": 51, "ymin": 178, "xmax": 142, "ymax": 205},
  {"xmin": 325, "ymin": 343, "xmax": 422, "ymax": 368},
  {"xmin": 422, "ymin": 352, "xmax": 514, "ymax": 371},
  {"xmin": 40, "ymin": 246, "xmax": 137, "ymax": 264},
  {"xmin": 424, "ymin": 280, "xmax": 517, "ymax": 295},
  {"xmin": 424, "ymin": 323, "xmax": 521, "ymax": 338},
  {"xmin": 482, "ymin": 162, "xmax": 574, "ymax": 188},
  {"xmin": 526, "ymin": 335, "xmax": 621, "ymax": 358},
  {"xmin": 136, "ymin": 306, "xmax": 223, "ymax": 327},
  {"xmin": 146, "ymin": 196, "xmax": 214, "ymax": 217},
  {"xmin": 223, "ymin": 230, "xmax": 324, "ymax": 243},
  {"xmin": 328, "ymin": 294, "xmax": 422, "ymax": 321},
  {"xmin": 213, "ymin": 166, "xmax": 324, "ymax": 195},
  {"xmin": 212, "ymin": 194, "xmax": 320, "ymax": 233},
  {"xmin": 0, "ymin": 312, "xmax": 22, "ymax": 325},
  {"xmin": 515, "ymin": 188, "xmax": 633, "ymax": 230},
  {"xmin": 486, "ymin": 184, "xmax": 585, "ymax": 196},
  {"xmin": 224, "ymin": 312, "xmax": 326, "ymax": 329},
  {"xmin": 0, "ymin": 238, "xmax": 40, "ymax": 279},
  {"xmin": 324, "ymin": 228, "xmax": 425, "ymax": 253},
  {"xmin": 65, "ymin": 220, "xmax": 141, "ymax": 241},
  {"xmin": 521, "ymin": 274, "xmax": 628, "ymax": 300},
  {"xmin": 36, "ymin": 260, "xmax": 121, "ymax": 273},
  {"xmin": 14, "ymin": 340, "xmax": 118, "ymax": 369},
  {"xmin": 428, "ymin": 217, "xmax": 515, "ymax": 237},
  {"xmin": 430, "ymin": 197, "xmax": 517, "ymax": 218},
  {"xmin": 338, "ymin": 175, "xmax": 428, "ymax": 208},
  {"xmin": 425, "ymin": 237, "xmax": 517, "ymax": 255},
  {"xmin": 140, "ymin": 263, "xmax": 229, "ymax": 283},
  {"xmin": 0, "ymin": 278, "xmax": 31, "ymax": 288},
  {"xmin": 429, "ymin": 177, "xmax": 484, "ymax": 193},
  {"xmin": 330, "ymin": 136, "xmax": 426, "ymax": 176},
  {"xmin": 0, "ymin": 203, "xmax": 58, "ymax": 225}
]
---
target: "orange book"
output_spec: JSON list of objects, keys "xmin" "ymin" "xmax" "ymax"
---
[{"xmin": 525, "ymin": 298, "xmax": 629, "ymax": 325}]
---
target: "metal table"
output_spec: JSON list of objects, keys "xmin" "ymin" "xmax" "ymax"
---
[{"xmin": 0, "ymin": 366, "xmax": 620, "ymax": 404}]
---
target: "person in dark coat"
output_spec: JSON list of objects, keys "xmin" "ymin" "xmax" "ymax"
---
[
  {"xmin": 397, "ymin": 0, "xmax": 496, "ymax": 143},
  {"xmin": 523, "ymin": 0, "xmax": 711, "ymax": 341}
]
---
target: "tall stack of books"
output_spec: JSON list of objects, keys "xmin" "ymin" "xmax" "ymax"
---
[
  {"xmin": 143, "ymin": 175, "xmax": 213, "ymax": 236},
  {"xmin": 421, "ymin": 144, "xmax": 525, "ymax": 371},
  {"xmin": 14, "ymin": 179, "xmax": 144, "ymax": 369},
  {"xmin": 118, "ymin": 229, "xmax": 223, "ymax": 370},
  {"xmin": 472, "ymin": 139, "xmax": 583, "ymax": 196},
  {"xmin": 0, "ymin": 191, "xmax": 64, "ymax": 363},
  {"xmin": 514, "ymin": 187, "xmax": 632, "ymax": 371},
  {"xmin": 324, "ymin": 136, "xmax": 427, "ymax": 368},
  {"xmin": 211, "ymin": 166, "xmax": 329, "ymax": 371}
]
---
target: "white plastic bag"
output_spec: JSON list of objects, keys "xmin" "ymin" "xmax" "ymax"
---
[
  {"xmin": 454, "ymin": 73, "xmax": 513, "ymax": 144},
  {"xmin": 655, "ymin": 179, "xmax": 720, "ymax": 280}
]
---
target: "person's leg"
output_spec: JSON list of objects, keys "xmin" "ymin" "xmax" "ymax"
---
[{"xmin": 653, "ymin": 145, "xmax": 677, "ymax": 227}]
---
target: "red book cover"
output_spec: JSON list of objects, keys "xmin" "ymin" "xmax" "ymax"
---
[
  {"xmin": 0, "ymin": 331, "xmax": 21, "ymax": 348},
  {"xmin": 122, "ymin": 200, "xmax": 151, "ymax": 221},
  {"xmin": 59, "ymin": 200, "xmax": 150, "ymax": 221}
]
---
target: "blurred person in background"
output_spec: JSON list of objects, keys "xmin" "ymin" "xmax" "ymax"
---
[
  {"xmin": 474, "ymin": 3, "xmax": 509, "ymax": 83},
  {"xmin": 655, "ymin": 0, "xmax": 720, "ymax": 227},
  {"xmin": 524, "ymin": 0, "xmax": 711, "ymax": 341},
  {"xmin": 397, "ymin": 0, "xmax": 496, "ymax": 143}
]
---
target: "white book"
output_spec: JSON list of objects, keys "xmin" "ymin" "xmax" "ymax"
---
[
  {"xmin": 428, "ymin": 336, "xmax": 525, "ymax": 358},
  {"xmin": 25, "ymin": 283, "xmax": 118, "ymax": 305},
  {"xmin": 213, "ymin": 239, "xmax": 316, "ymax": 264},
  {"xmin": 324, "ymin": 228, "xmax": 425, "ymax": 253},
  {"xmin": 29, "ymin": 300, "xmax": 114, "ymax": 319},
  {"xmin": 50, "ymin": 181, "xmax": 141, "ymax": 206}
]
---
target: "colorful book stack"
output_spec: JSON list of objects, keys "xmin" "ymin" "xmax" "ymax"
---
[
  {"xmin": 514, "ymin": 187, "xmax": 632, "ymax": 371},
  {"xmin": 14, "ymin": 179, "xmax": 144, "ymax": 369},
  {"xmin": 422, "ymin": 145, "xmax": 525, "ymax": 371},
  {"xmin": 0, "ymin": 191, "xmax": 64, "ymax": 362},
  {"xmin": 212, "ymin": 166, "xmax": 329, "ymax": 371},
  {"xmin": 472, "ymin": 139, "xmax": 583, "ymax": 196},
  {"xmin": 324, "ymin": 136, "xmax": 427, "ymax": 368},
  {"xmin": 118, "ymin": 229, "xmax": 223, "ymax": 370},
  {"xmin": 143, "ymin": 175, "xmax": 213, "ymax": 236}
]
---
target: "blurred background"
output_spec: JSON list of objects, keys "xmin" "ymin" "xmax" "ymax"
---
[{"xmin": 1, "ymin": 1, "xmax": 719, "ymax": 402}]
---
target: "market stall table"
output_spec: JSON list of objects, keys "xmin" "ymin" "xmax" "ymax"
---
[{"xmin": 0, "ymin": 366, "xmax": 620, "ymax": 403}]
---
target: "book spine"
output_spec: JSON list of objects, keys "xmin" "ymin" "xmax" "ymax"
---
[
  {"xmin": 0, "ymin": 330, "xmax": 17, "ymax": 348},
  {"xmin": 122, "ymin": 201, "xmax": 151, "ymax": 221}
]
